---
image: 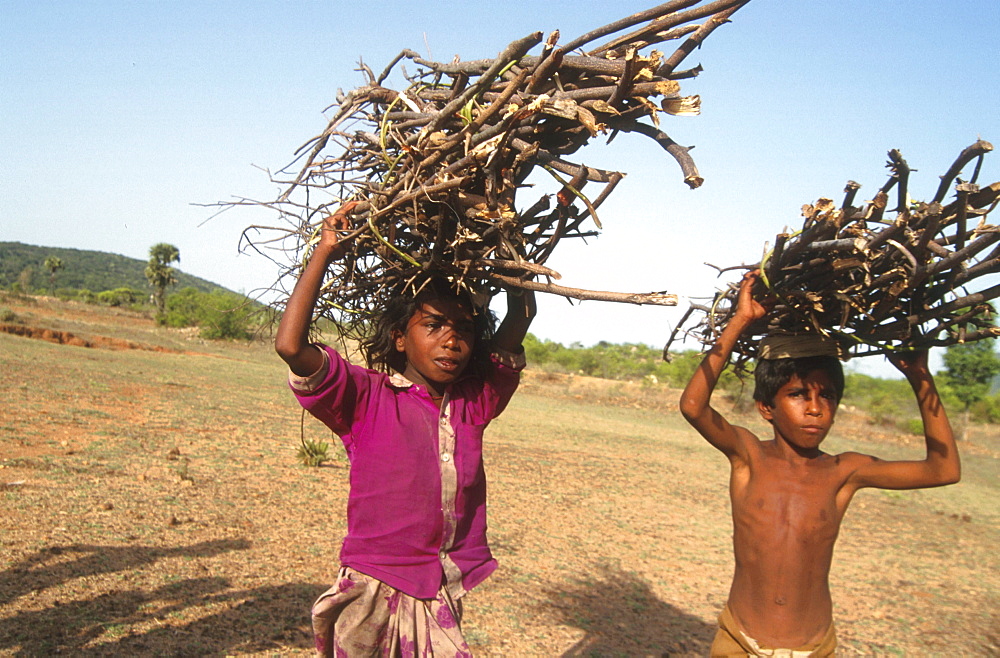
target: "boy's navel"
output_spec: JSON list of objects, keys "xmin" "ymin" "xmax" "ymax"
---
[{"xmin": 774, "ymin": 596, "xmax": 786, "ymax": 605}]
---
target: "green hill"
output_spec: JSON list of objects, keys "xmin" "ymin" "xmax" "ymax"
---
[{"xmin": 0, "ymin": 242, "xmax": 228, "ymax": 294}]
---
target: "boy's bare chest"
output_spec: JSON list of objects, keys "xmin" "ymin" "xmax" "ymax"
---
[{"xmin": 732, "ymin": 463, "xmax": 847, "ymax": 543}]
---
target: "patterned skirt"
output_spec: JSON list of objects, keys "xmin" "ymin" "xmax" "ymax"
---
[{"xmin": 312, "ymin": 566, "xmax": 473, "ymax": 657}]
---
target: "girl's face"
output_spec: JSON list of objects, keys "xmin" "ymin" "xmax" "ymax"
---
[{"xmin": 393, "ymin": 298, "xmax": 476, "ymax": 395}]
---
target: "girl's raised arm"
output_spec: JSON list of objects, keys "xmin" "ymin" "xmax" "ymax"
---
[
  {"xmin": 275, "ymin": 202, "xmax": 357, "ymax": 377},
  {"xmin": 494, "ymin": 288, "xmax": 536, "ymax": 354}
]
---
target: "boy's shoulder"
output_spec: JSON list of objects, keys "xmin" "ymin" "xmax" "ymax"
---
[
  {"xmin": 751, "ymin": 442, "xmax": 878, "ymax": 473},
  {"xmin": 828, "ymin": 449, "xmax": 881, "ymax": 466}
]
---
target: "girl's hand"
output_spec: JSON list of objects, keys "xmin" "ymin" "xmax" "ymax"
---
[
  {"xmin": 733, "ymin": 269, "xmax": 768, "ymax": 328},
  {"xmin": 320, "ymin": 201, "xmax": 359, "ymax": 260}
]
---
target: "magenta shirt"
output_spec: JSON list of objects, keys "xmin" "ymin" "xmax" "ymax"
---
[{"xmin": 289, "ymin": 344, "xmax": 524, "ymax": 600}]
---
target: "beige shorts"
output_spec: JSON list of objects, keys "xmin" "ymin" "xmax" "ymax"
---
[{"xmin": 710, "ymin": 603, "xmax": 837, "ymax": 657}]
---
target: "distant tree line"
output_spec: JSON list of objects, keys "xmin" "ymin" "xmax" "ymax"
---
[
  {"xmin": 0, "ymin": 242, "xmax": 222, "ymax": 294},
  {"xmin": 4, "ymin": 242, "xmax": 997, "ymax": 423},
  {"xmin": 524, "ymin": 335, "xmax": 726, "ymax": 390},
  {"xmin": 525, "ymin": 334, "xmax": 1000, "ymax": 430},
  {"xmin": 0, "ymin": 241, "xmax": 261, "ymax": 340}
]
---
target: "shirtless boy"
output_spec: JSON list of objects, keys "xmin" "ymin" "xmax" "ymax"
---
[{"xmin": 679, "ymin": 271, "xmax": 961, "ymax": 657}]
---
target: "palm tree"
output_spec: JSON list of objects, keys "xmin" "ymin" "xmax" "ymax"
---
[
  {"xmin": 43, "ymin": 256, "xmax": 64, "ymax": 288},
  {"xmin": 145, "ymin": 243, "xmax": 180, "ymax": 315}
]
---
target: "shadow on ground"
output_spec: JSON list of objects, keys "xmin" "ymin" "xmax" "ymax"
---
[
  {"xmin": 541, "ymin": 563, "xmax": 715, "ymax": 657},
  {"xmin": 0, "ymin": 539, "xmax": 317, "ymax": 656}
]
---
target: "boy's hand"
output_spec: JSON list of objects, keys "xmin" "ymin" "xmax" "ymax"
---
[
  {"xmin": 319, "ymin": 201, "xmax": 359, "ymax": 260},
  {"xmin": 732, "ymin": 269, "xmax": 768, "ymax": 329},
  {"xmin": 680, "ymin": 270, "xmax": 764, "ymax": 460},
  {"xmin": 849, "ymin": 345, "xmax": 960, "ymax": 491},
  {"xmin": 888, "ymin": 349, "xmax": 930, "ymax": 379}
]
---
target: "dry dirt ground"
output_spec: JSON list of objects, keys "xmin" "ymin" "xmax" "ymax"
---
[{"xmin": 1, "ymin": 295, "xmax": 998, "ymax": 656}]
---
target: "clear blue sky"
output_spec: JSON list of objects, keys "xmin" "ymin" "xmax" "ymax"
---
[{"xmin": 3, "ymin": 1, "xmax": 998, "ymax": 376}]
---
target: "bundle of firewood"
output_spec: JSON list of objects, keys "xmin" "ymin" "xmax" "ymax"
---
[
  {"xmin": 666, "ymin": 140, "xmax": 1000, "ymax": 369},
  {"xmin": 229, "ymin": 1, "xmax": 751, "ymax": 332}
]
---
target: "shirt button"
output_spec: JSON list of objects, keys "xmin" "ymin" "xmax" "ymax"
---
[
  {"xmin": 440, "ymin": 550, "xmax": 447, "ymax": 559},
  {"xmin": 441, "ymin": 453, "xmax": 452, "ymax": 462}
]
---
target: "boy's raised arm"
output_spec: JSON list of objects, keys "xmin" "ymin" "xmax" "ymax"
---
[
  {"xmin": 679, "ymin": 271, "xmax": 765, "ymax": 457},
  {"xmin": 275, "ymin": 202, "xmax": 357, "ymax": 377},
  {"xmin": 848, "ymin": 350, "xmax": 961, "ymax": 490}
]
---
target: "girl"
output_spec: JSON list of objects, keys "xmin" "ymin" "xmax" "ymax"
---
[{"xmin": 275, "ymin": 202, "xmax": 536, "ymax": 657}]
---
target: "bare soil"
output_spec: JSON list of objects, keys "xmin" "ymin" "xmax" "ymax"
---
[
  {"xmin": 0, "ymin": 323, "xmax": 188, "ymax": 353},
  {"xmin": 1, "ymin": 295, "xmax": 997, "ymax": 656}
]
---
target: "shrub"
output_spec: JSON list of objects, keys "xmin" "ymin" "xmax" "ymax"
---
[
  {"xmin": 160, "ymin": 287, "xmax": 203, "ymax": 327},
  {"xmin": 162, "ymin": 287, "xmax": 260, "ymax": 340},
  {"xmin": 657, "ymin": 351, "xmax": 702, "ymax": 388},
  {"xmin": 201, "ymin": 298, "xmax": 258, "ymax": 340},
  {"xmin": 842, "ymin": 372, "xmax": 912, "ymax": 423},
  {"xmin": 526, "ymin": 337, "xmax": 753, "ymax": 396},
  {"xmin": 900, "ymin": 418, "xmax": 925, "ymax": 436},
  {"xmin": 971, "ymin": 394, "xmax": 1000, "ymax": 424},
  {"xmin": 297, "ymin": 437, "xmax": 331, "ymax": 467},
  {"xmin": 866, "ymin": 394, "xmax": 900, "ymax": 426},
  {"xmin": 0, "ymin": 290, "xmax": 34, "ymax": 305},
  {"xmin": 96, "ymin": 287, "xmax": 144, "ymax": 307},
  {"xmin": 75, "ymin": 289, "xmax": 97, "ymax": 304}
]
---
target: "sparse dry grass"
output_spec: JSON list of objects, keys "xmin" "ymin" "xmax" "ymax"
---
[{"xmin": 1, "ymin": 296, "xmax": 997, "ymax": 656}]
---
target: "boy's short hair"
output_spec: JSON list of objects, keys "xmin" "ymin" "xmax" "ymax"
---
[{"xmin": 753, "ymin": 355, "xmax": 845, "ymax": 407}]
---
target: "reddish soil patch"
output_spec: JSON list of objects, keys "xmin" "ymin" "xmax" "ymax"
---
[{"xmin": 0, "ymin": 323, "xmax": 182, "ymax": 353}]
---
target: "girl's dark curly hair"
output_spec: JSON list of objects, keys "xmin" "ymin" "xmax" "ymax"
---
[{"xmin": 359, "ymin": 277, "xmax": 497, "ymax": 377}]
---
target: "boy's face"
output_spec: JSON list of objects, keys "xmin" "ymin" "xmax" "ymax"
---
[
  {"xmin": 394, "ymin": 298, "xmax": 475, "ymax": 392},
  {"xmin": 757, "ymin": 369, "xmax": 838, "ymax": 452}
]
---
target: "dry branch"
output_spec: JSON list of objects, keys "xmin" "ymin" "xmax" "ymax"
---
[
  {"xmin": 214, "ymin": 1, "xmax": 751, "ymax": 338},
  {"xmin": 667, "ymin": 141, "xmax": 1000, "ymax": 369}
]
